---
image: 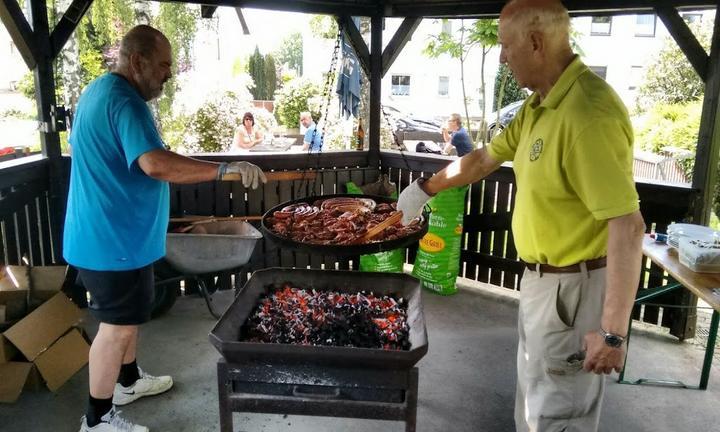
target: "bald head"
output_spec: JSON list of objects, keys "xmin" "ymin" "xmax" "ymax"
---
[
  {"xmin": 117, "ymin": 25, "xmax": 170, "ymax": 69},
  {"xmin": 500, "ymin": 0, "xmax": 571, "ymax": 51}
]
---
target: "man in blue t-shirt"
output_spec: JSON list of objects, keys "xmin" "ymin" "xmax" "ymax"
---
[
  {"xmin": 300, "ymin": 111, "xmax": 323, "ymax": 152},
  {"xmin": 66, "ymin": 25, "xmax": 266, "ymax": 432},
  {"xmin": 442, "ymin": 113, "xmax": 474, "ymax": 157}
]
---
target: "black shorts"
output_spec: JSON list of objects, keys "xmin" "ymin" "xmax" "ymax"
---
[{"xmin": 76, "ymin": 264, "xmax": 155, "ymax": 325}]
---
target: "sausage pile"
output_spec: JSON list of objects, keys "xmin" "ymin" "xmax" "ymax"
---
[
  {"xmin": 266, "ymin": 197, "xmax": 423, "ymax": 245},
  {"xmin": 241, "ymin": 283, "xmax": 410, "ymax": 350}
]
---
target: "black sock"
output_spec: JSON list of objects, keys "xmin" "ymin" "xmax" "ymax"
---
[
  {"xmin": 87, "ymin": 395, "xmax": 113, "ymax": 427},
  {"xmin": 118, "ymin": 360, "xmax": 140, "ymax": 387}
]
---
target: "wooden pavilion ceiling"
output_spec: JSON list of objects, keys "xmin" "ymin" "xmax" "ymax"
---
[{"xmin": 162, "ymin": 0, "xmax": 719, "ymax": 17}]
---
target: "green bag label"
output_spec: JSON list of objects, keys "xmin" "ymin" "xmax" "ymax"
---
[{"xmin": 412, "ymin": 186, "xmax": 468, "ymax": 295}]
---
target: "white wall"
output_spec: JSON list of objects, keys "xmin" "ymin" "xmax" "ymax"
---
[{"xmin": 0, "ymin": 25, "xmax": 30, "ymax": 92}]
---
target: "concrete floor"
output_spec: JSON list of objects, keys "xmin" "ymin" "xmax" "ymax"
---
[{"xmin": 1, "ymin": 280, "xmax": 719, "ymax": 432}]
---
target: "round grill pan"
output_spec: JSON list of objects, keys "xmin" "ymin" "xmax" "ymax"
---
[{"xmin": 261, "ymin": 194, "xmax": 428, "ymax": 256}]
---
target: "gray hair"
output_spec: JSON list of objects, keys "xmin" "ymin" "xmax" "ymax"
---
[
  {"xmin": 118, "ymin": 25, "xmax": 168, "ymax": 65},
  {"xmin": 300, "ymin": 111, "xmax": 313, "ymax": 121},
  {"xmin": 449, "ymin": 113, "xmax": 462, "ymax": 127},
  {"xmin": 503, "ymin": 0, "xmax": 571, "ymax": 48}
]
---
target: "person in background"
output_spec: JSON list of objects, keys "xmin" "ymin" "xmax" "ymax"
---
[
  {"xmin": 441, "ymin": 113, "xmax": 474, "ymax": 157},
  {"xmin": 233, "ymin": 112, "xmax": 264, "ymax": 149},
  {"xmin": 300, "ymin": 111, "xmax": 323, "ymax": 152},
  {"xmin": 65, "ymin": 25, "xmax": 265, "ymax": 432},
  {"xmin": 396, "ymin": 1, "xmax": 645, "ymax": 431}
]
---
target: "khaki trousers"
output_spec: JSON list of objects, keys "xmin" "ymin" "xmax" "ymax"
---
[{"xmin": 515, "ymin": 264, "xmax": 606, "ymax": 432}]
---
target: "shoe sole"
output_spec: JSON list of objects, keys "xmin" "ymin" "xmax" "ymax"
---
[{"xmin": 113, "ymin": 383, "xmax": 173, "ymax": 406}]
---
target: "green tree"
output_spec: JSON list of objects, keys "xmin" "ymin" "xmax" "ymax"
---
[
  {"xmin": 264, "ymin": 54, "xmax": 277, "ymax": 100},
  {"xmin": 274, "ymin": 78, "xmax": 321, "ymax": 128},
  {"xmin": 309, "ymin": 15, "xmax": 338, "ymax": 40},
  {"xmin": 637, "ymin": 22, "xmax": 711, "ymax": 108},
  {"xmin": 424, "ymin": 19, "xmax": 499, "ymax": 145},
  {"xmin": 493, "ymin": 64, "xmax": 526, "ymax": 111},
  {"xmin": 248, "ymin": 46, "xmax": 266, "ymax": 99},
  {"xmin": 154, "ymin": 3, "xmax": 198, "ymax": 119},
  {"xmin": 276, "ymin": 32, "xmax": 303, "ymax": 75}
]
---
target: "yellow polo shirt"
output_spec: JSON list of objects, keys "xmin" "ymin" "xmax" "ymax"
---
[{"xmin": 487, "ymin": 56, "xmax": 639, "ymax": 266}]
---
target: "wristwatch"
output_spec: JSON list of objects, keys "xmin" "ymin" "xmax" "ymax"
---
[{"xmin": 598, "ymin": 328, "xmax": 625, "ymax": 348}]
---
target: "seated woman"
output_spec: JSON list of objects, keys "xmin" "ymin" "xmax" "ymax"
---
[{"xmin": 233, "ymin": 112, "xmax": 264, "ymax": 149}]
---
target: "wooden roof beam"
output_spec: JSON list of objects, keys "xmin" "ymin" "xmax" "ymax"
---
[
  {"xmin": 50, "ymin": 0, "xmax": 93, "ymax": 59},
  {"xmin": 656, "ymin": 3, "xmax": 709, "ymax": 81},
  {"xmin": 0, "ymin": 0, "xmax": 38, "ymax": 69},
  {"xmin": 160, "ymin": 0, "xmax": 378, "ymax": 17},
  {"xmin": 385, "ymin": 0, "xmax": 716, "ymax": 18},
  {"xmin": 200, "ymin": 5, "xmax": 217, "ymax": 18},
  {"xmin": 381, "ymin": 17, "xmax": 420, "ymax": 77},
  {"xmin": 336, "ymin": 15, "xmax": 370, "ymax": 77},
  {"xmin": 235, "ymin": 7, "xmax": 250, "ymax": 35}
]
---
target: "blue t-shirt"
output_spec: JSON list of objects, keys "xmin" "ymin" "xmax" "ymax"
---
[
  {"xmin": 451, "ymin": 127, "xmax": 474, "ymax": 157},
  {"xmin": 63, "ymin": 73, "xmax": 169, "ymax": 271},
  {"xmin": 303, "ymin": 122, "xmax": 323, "ymax": 152}
]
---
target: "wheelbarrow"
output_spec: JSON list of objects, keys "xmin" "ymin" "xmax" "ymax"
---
[{"xmin": 156, "ymin": 220, "xmax": 262, "ymax": 319}]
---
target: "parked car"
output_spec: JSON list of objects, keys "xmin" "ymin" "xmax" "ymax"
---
[
  {"xmin": 486, "ymin": 99, "xmax": 525, "ymax": 141},
  {"xmin": 382, "ymin": 105, "xmax": 443, "ymax": 134}
]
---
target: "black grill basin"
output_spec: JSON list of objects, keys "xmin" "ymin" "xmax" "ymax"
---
[{"xmin": 210, "ymin": 268, "xmax": 428, "ymax": 369}]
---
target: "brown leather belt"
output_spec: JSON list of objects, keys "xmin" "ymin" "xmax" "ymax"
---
[{"xmin": 523, "ymin": 256, "xmax": 607, "ymax": 274}]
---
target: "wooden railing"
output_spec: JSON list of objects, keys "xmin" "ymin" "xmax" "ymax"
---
[
  {"xmin": 0, "ymin": 151, "xmax": 699, "ymax": 338},
  {"xmin": 0, "ymin": 156, "xmax": 59, "ymax": 267}
]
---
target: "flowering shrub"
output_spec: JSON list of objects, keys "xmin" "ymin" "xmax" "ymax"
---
[{"xmin": 274, "ymin": 77, "xmax": 321, "ymax": 128}]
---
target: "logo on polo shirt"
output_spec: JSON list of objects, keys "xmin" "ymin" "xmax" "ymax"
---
[{"xmin": 529, "ymin": 138, "xmax": 543, "ymax": 161}]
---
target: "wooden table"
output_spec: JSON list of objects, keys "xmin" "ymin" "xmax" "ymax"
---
[{"xmin": 619, "ymin": 235, "xmax": 720, "ymax": 389}]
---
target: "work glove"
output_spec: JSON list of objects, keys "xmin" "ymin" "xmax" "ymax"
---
[
  {"xmin": 217, "ymin": 161, "xmax": 267, "ymax": 189},
  {"xmin": 397, "ymin": 179, "xmax": 433, "ymax": 225}
]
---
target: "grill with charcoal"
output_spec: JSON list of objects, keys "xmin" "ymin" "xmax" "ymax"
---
[{"xmin": 210, "ymin": 268, "xmax": 428, "ymax": 432}]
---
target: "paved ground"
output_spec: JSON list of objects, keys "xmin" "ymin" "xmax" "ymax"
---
[{"xmin": 1, "ymin": 279, "xmax": 719, "ymax": 432}]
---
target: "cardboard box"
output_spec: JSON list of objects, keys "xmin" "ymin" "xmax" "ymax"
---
[
  {"xmin": 0, "ymin": 266, "xmax": 29, "ymax": 320},
  {"xmin": 0, "ymin": 334, "xmax": 18, "ymax": 363},
  {"xmin": 0, "ymin": 292, "xmax": 88, "ymax": 402},
  {"xmin": 3, "ymin": 292, "xmax": 82, "ymax": 361},
  {"xmin": 34, "ymin": 328, "xmax": 89, "ymax": 392},
  {"xmin": 0, "ymin": 362, "xmax": 33, "ymax": 403},
  {"xmin": 29, "ymin": 265, "xmax": 67, "ymax": 303}
]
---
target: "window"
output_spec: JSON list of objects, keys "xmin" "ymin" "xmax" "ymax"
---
[
  {"xmin": 629, "ymin": 66, "xmax": 643, "ymax": 90},
  {"xmin": 682, "ymin": 13, "xmax": 702, "ymax": 24},
  {"xmin": 441, "ymin": 20, "xmax": 452, "ymax": 35},
  {"xmin": 438, "ymin": 76, "xmax": 449, "ymax": 96},
  {"xmin": 635, "ymin": 14, "xmax": 656, "ymax": 37},
  {"xmin": 590, "ymin": 16, "xmax": 612, "ymax": 36},
  {"xmin": 391, "ymin": 75, "xmax": 411, "ymax": 96},
  {"xmin": 589, "ymin": 66, "xmax": 607, "ymax": 80}
]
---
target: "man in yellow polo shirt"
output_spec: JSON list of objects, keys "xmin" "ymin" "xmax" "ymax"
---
[{"xmin": 397, "ymin": 0, "xmax": 646, "ymax": 431}]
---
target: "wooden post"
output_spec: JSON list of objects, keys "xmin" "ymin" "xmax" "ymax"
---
[
  {"xmin": 369, "ymin": 14, "xmax": 382, "ymax": 169},
  {"xmin": 691, "ymin": 4, "xmax": 720, "ymax": 224},
  {"xmin": 28, "ymin": 0, "xmax": 66, "ymax": 263}
]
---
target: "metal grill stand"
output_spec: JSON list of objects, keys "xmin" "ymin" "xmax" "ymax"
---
[{"xmin": 217, "ymin": 359, "xmax": 419, "ymax": 432}]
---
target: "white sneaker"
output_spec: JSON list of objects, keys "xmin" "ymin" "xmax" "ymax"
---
[
  {"xmin": 79, "ymin": 407, "xmax": 149, "ymax": 432},
  {"xmin": 113, "ymin": 368, "xmax": 173, "ymax": 406}
]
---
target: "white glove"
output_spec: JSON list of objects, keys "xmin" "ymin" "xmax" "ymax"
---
[
  {"xmin": 217, "ymin": 161, "xmax": 267, "ymax": 189},
  {"xmin": 397, "ymin": 179, "xmax": 433, "ymax": 225}
]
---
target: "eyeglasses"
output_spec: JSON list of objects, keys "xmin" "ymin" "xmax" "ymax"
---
[{"xmin": 243, "ymin": 118, "xmax": 252, "ymax": 121}]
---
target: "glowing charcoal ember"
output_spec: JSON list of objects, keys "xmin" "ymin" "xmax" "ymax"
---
[{"xmin": 241, "ymin": 283, "xmax": 410, "ymax": 350}]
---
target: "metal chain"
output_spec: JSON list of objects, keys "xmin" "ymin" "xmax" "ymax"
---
[{"xmin": 302, "ymin": 21, "xmax": 343, "ymax": 196}]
